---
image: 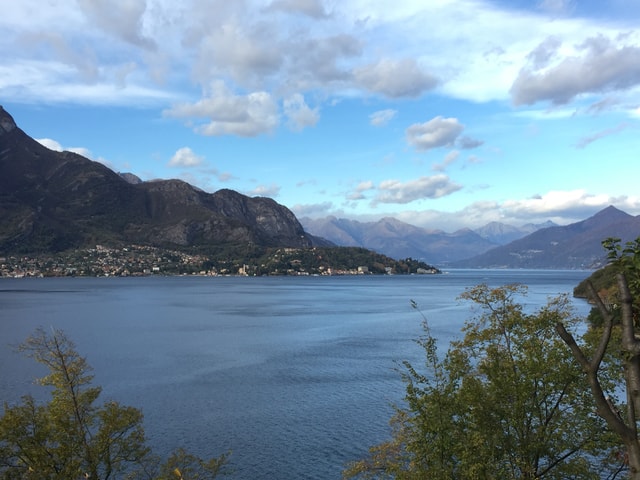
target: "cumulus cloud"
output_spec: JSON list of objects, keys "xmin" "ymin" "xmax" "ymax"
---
[
  {"xmin": 536, "ymin": 0, "xmax": 575, "ymax": 16},
  {"xmin": 353, "ymin": 58, "xmax": 438, "ymax": 98},
  {"xmin": 525, "ymin": 36, "xmax": 562, "ymax": 70},
  {"xmin": 406, "ymin": 116, "xmax": 464, "ymax": 151},
  {"xmin": 165, "ymin": 81, "xmax": 279, "ymax": 137},
  {"xmin": 511, "ymin": 34, "xmax": 640, "ymax": 105},
  {"xmin": 347, "ymin": 180, "xmax": 375, "ymax": 200},
  {"xmin": 284, "ymin": 93, "xmax": 320, "ymax": 131},
  {"xmin": 6, "ymin": 0, "xmax": 640, "ymax": 113},
  {"xmin": 37, "ymin": 138, "xmax": 64, "ymax": 151},
  {"xmin": 76, "ymin": 0, "xmax": 155, "ymax": 49},
  {"xmin": 290, "ymin": 201, "xmax": 334, "ymax": 217},
  {"xmin": 168, "ymin": 147, "xmax": 204, "ymax": 167},
  {"xmin": 250, "ymin": 184, "xmax": 281, "ymax": 197},
  {"xmin": 283, "ymin": 33, "xmax": 362, "ymax": 89},
  {"xmin": 36, "ymin": 137, "xmax": 93, "ymax": 159},
  {"xmin": 391, "ymin": 191, "xmax": 640, "ymax": 231},
  {"xmin": 190, "ymin": 20, "xmax": 283, "ymax": 88},
  {"xmin": 265, "ymin": 0, "xmax": 330, "ymax": 18},
  {"xmin": 456, "ymin": 136, "xmax": 483, "ymax": 149},
  {"xmin": 497, "ymin": 190, "xmax": 633, "ymax": 225},
  {"xmin": 576, "ymin": 123, "xmax": 628, "ymax": 148},
  {"xmin": 432, "ymin": 150, "xmax": 460, "ymax": 172},
  {"xmin": 372, "ymin": 175, "xmax": 462, "ymax": 205},
  {"xmin": 369, "ymin": 109, "xmax": 397, "ymax": 127}
]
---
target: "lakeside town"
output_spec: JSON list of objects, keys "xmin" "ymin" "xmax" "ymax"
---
[{"xmin": 1, "ymin": 244, "xmax": 440, "ymax": 278}]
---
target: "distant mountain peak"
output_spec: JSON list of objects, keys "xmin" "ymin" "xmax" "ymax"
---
[
  {"xmin": 456, "ymin": 206, "xmax": 640, "ymax": 269},
  {"xmin": 591, "ymin": 205, "xmax": 629, "ymax": 220}
]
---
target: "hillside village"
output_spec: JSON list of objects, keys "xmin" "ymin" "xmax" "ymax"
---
[{"xmin": 0, "ymin": 245, "xmax": 440, "ymax": 278}]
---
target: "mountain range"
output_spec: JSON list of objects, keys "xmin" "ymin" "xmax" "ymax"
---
[
  {"xmin": 453, "ymin": 205, "xmax": 640, "ymax": 269},
  {"xmin": 2, "ymin": 105, "xmax": 638, "ymax": 269},
  {"xmin": 300, "ymin": 216, "xmax": 558, "ymax": 265},
  {"xmin": 301, "ymin": 208, "xmax": 640, "ymax": 269}
]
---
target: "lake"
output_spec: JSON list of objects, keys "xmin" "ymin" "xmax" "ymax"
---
[{"xmin": 0, "ymin": 270, "xmax": 592, "ymax": 479}]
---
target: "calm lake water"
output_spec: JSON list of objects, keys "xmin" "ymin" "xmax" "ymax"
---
[{"xmin": 0, "ymin": 270, "xmax": 592, "ymax": 479}]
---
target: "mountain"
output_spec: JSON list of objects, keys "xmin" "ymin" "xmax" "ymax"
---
[
  {"xmin": 300, "ymin": 216, "xmax": 498, "ymax": 264},
  {"xmin": 474, "ymin": 220, "xmax": 557, "ymax": 245},
  {"xmin": 0, "ymin": 106, "xmax": 316, "ymax": 254},
  {"xmin": 119, "ymin": 172, "xmax": 143, "ymax": 184},
  {"xmin": 454, "ymin": 206, "xmax": 640, "ymax": 269}
]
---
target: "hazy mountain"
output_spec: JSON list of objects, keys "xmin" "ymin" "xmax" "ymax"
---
[
  {"xmin": 454, "ymin": 206, "xmax": 640, "ymax": 269},
  {"xmin": 474, "ymin": 220, "xmax": 557, "ymax": 245},
  {"xmin": 300, "ymin": 216, "xmax": 498, "ymax": 265},
  {"xmin": 0, "ymin": 106, "xmax": 316, "ymax": 254}
]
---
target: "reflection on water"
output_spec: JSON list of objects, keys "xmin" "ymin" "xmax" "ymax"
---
[{"xmin": 0, "ymin": 270, "xmax": 591, "ymax": 479}]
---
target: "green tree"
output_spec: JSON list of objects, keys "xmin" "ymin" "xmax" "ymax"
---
[
  {"xmin": 0, "ymin": 328, "xmax": 228, "ymax": 479},
  {"xmin": 344, "ymin": 284, "xmax": 620, "ymax": 479}
]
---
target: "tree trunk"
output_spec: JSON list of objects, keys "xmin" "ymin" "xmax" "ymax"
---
[
  {"xmin": 556, "ymin": 274, "xmax": 640, "ymax": 478},
  {"xmin": 627, "ymin": 440, "xmax": 640, "ymax": 480},
  {"xmin": 618, "ymin": 274, "xmax": 640, "ymax": 419}
]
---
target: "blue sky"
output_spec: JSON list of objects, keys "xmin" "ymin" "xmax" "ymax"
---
[{"xmin": 2, "ymin": 0, "xmax": 640, "ymax": 231}]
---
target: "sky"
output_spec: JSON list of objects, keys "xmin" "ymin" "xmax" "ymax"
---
[{"xmin": 2, "ymin": 0, "xmax": 640, "ymax": 232}]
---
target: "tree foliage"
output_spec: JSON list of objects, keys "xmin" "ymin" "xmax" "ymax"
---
[
  {"xmin": 0, "ymin": 328, "xmax": 228, "ymax": 479},
  {"xmin": 344, "ymin": 284, "xmax": 621, "ymax": 479}
]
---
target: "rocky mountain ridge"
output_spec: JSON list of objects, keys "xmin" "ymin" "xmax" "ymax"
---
[{"xmin": 0, "ymin": 106, "xmax": 317, "ymax": 254}]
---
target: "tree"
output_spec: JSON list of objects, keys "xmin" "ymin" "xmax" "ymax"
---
[
  {"xmin": 556, "ymin": 237, "xmax": 640, "ymax": 479},
  {"xmin": 0, "ymin": 328, "xmax": 228, "ymax": 479},
  {"xmin": 344, "ymin": 284, "xmax": 620, "ymax": 479}
]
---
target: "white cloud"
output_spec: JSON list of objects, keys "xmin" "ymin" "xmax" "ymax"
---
[
  {"xmin": 576, "ymin": 123, "xmax": 629, "ymax": 148},
  {"xmin": 190, "ymin": 19, "xmax": 283, "ymax": 89},
  {"xmin": 347, "ymin": 180, "xmax": 375, "ymax": 200},
  {"xmin": 353, "ymin": 58, "xmax": 438, "ymax": 98},
  {"xmin": 369, "ymin": 109, "xmax": 397, "ymax": 126},
  {"xmin": 280, "ymin": 33, "xmax": 362, "ymax": 91},
  {"xmin": 265, "ymin": 0, "xmax": 330, "ymax": 19},
  {"xmin": 76, "ymin": 0, "xmax": 155, "ymax": 49},
  {"xmin": 250, "ymin": 184, "xmax": 282, "ymax": 197},
  {"xmin": 283, "ymin": 93, "xmax": 320, "ymax": 131},
  {"xmin": 432, "ymin": 150, "xmax": 460, "ymax": 172},
  {"xmin": 0, "ymin": 60, "xmax": 177, "ymax": 106},
  {"xmin": 373, "ymin": 175, "xmax": 462, "ymax": 205},
  {"xmin": 291, "ymin": 201, "xmax": 334, "ymax": 218},
  {"xmin": 511, "ymin": 34, "xmax": 640, "ymax": 105},
  {"xmin": 406, "ymin": 116, "xmax": 464, "ymax": 151},
  {"xmin": 165, "ymin": 81, "xmax": 279, "ymax": 137},
  {"xmin": 168, "ymin": 147, "xmax": 204, "ymax": 167},
  {"xmin": 36, "ymin": 137, "xmax": 92, "ymax": 159},
  {"xmin": 5, "ymin": 0, "xmax": 639, "ymax": 116},
  {"xmin": 536, "ymin": 0, "xmax": 575, "ymax": 16},
  {"xmin": 456, "ymin": 136, "xmax": 484, "ymax": 149},
  {"xmin": 36, "ymin": 138, "xmax": 64, "ymax": 151},
  {"xmin": 390, "ymin": 191, "xmax": 640, "ymax": 231},
  {"xmin": 501, "ymin": 189, "xmax": 616, "ymax": 218}
]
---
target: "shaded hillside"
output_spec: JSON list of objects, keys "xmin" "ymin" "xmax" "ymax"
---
[
  {"xmin": 0, "ymin": 106, "xmax": 315, "ymax": 254},
  {"xmin": 300, "ymin": 216, "xmax": 499, "ymax": 265},
  {"xmin": 454, "ymin": 206, "xmax": 640, "ymax": 269}
]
